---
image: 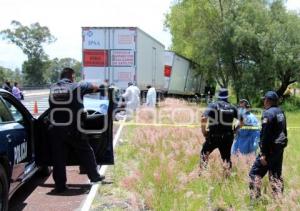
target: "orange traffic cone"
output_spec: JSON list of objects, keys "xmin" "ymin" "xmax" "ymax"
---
[{"xmin": 33, "ymin": 101, "xmax": 38, "ymax": 114}]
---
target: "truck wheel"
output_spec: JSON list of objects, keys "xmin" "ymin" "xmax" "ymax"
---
[
  {"xmin": 39, "ymin": 166, "xmax": 52, "ymax": 177},
  {"xmin": 0, "ymin": 164, "xmax": 9, "ymax": 211}
]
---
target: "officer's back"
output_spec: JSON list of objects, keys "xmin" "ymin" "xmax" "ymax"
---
[
  {"xmin": 200, "ymin": 88, "xmax": 238, "ymax": 172},
  {"xmin": 49, "ymin": 71, "xmax": 95, "ymax": 129},
  {"xmin": 260, "ymin": 104, "xmax": 288, "ymax": 153},
  {"xmin": 47, "ymin": 67, "xmax": 104, "ymax": 193},
  {"xmin": 206, "ymin": 100, "xmax": 237, "ymax": 134}
]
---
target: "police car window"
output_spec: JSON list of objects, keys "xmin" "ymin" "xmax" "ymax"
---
[
  {"xmin": 1, "ymin": 98, "xmax": 23, "ymax": 122},
  {"xmin": 0, "ymin": 98, "xmax": 14, "ymax": 122}
]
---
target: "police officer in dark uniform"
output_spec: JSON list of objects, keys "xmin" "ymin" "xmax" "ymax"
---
[
  {"xmin": 200, "ymin": 88, "xmax": 238, "ymax": 174},
  {"xmin": 249, "ymin": 91, "xmax": 288, "ymax": 199},
  {"xmin": 49, "ymin": 67, "xmax": 104, "ymax": 193}
]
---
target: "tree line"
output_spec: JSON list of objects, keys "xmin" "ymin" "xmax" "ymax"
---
[
  {"xmin": 0, "ymin": 21, "xmax": 81, "ymax": 87},
  {"xmin": 165, "ymin": 0, "xmax": 300, "ymax": 102}
]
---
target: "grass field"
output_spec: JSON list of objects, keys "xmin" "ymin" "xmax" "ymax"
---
[{"xmin": 100, "ymin": 99, "xmax": 300, "ymax": 210}]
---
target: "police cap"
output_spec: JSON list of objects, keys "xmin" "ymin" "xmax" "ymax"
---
[
  {"xmin": 262, "ymin": 91, "xmax": 279, "ymax": 101},
  {"xmin": 217, "ymin": 88, "xmax": 228, "ymax": 100}
]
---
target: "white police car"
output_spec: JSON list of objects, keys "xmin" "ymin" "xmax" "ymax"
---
[{"xmin": 0, "ymin": 89, "xmax": 114, "ymax": 211}]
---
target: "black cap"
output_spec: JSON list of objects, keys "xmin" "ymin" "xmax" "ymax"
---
[
  {"xmin": 217, "ymin": 88, "xmax": 228, "ymax": 99},
  {"xmin": 262, "ymin": 91, "xmax": 279, "ymax": 101}
]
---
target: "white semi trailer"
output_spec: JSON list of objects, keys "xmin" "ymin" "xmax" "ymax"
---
[
  {"xmin": 82, "ymin": 27, "xmax": 165, "ymax": 93},
  {"xmin": 164, "ymin": 51, "xmax": 205, "ymax": 96}
]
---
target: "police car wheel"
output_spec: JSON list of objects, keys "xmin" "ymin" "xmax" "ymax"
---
[
  {"xmin": 38, "ymin": 166, "xmax": 52, "ymax": 177},
  {"xmin": 0, "ymin": 164, "xmax": 9, "ymax": 211}
]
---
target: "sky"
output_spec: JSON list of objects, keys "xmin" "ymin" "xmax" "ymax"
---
[{"xmin": 0, "ymin": 0, "xmax": 299, "ymax": 70}]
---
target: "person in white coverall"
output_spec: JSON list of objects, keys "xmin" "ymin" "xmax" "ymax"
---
[
  {"xmin": 146, "ymin": 85, "xmax": 156, "ymax": 107},
  {"xmin": 132, "ymin": 83, "xmax": 141, "ymax": 108},
  {"xmin": 122, "ymin": 82, "xmax": 140, "ymax": 117}
]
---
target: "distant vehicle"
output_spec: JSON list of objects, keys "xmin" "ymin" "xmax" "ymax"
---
[
  {"xmin": 164, "ymin": 51, "xmax": 205, "ymax": 97},
  {"xmin": 0, "ymin": 89, "xmax": 114, "ymax": 211},
  {"xmin": 81, "ymin": 27, "xmax": 165, "ymax": 96}
]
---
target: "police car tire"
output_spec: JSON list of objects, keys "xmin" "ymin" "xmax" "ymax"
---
[
  {"xmin": 39, "ymin": 166, "xmax": 52, "ymax": 177},
  {"xmin": 0, "ymin": 164, "xmax": 9, "ymax": 211}
]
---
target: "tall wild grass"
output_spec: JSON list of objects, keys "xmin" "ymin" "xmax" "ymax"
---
[{"xmin": 113, "ymin": 99, "xmax": 300, "ymax": 210}]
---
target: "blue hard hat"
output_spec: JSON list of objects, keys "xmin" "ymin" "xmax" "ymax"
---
[{"xmin": 262, "ymin": 91, "xmax": 279, "ymax": 101}]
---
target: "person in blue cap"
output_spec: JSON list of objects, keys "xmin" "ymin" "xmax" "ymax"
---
[
  {"xmin": 200, "ymin": 88, "xmax": 238, "ymax": 175},
  {"xmin": 249, "ymin": 91, "xmax": 288, "ymax": 199},
  {"xmin": 231, "ymin": 99, "xmax": 260, "ymax": 155}
]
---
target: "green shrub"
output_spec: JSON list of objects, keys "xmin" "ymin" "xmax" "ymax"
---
[{"xmin": 280, "ymin": 96, "xmax": 300, "ymax": 112}]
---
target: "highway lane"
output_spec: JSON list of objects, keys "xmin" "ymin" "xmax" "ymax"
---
[
  {"xmin": 21, "ymin": 90, "xmax": 49, "ymax": 115},
  {"xmin": 8, "ymin": 167, "xmax": 92, "ymax": 211}
]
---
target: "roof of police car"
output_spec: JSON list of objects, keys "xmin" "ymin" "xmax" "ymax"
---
[{"xmin": 0, "ymin": 88, "xmax": 11, "ymax": 94}]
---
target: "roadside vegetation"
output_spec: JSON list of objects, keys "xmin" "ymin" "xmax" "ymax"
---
[
  {"xmin": 0, "ymin": 21, "xmax": 81, "ymax": 87},
  {"xmin": 166, "ymin": 0, "xmax": 300, "ymax": 104},
  {"xmin": 93, "ymin": 99, "xmax": 300, "ymax": 210}
]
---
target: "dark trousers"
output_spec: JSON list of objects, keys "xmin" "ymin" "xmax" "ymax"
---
[
  {"xmin": 200, "ymin": 132, "xmax": 234, "ymax": 168},
  {"xmin": 249, "ymin": 147, "xmax": 284, "ymax": 198},
  {"xmin": 49, "ymin": 126, "xmax": 100, "ymax": 189}
]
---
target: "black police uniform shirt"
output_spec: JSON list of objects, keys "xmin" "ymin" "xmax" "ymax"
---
[
  {"xmin": 203, "ymin": 100, "xmax": 238, "ymax": 134},
  {"xmin": 260, "ymin": 106, "xmax": 288, "ymax": 156},
  {"xmin": 49, "ymin": 78, "xmax": 94, "ymax": 127}
]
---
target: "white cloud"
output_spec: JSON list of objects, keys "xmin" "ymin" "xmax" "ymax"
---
[{"xmin": 286, "ymin": 0, "xmax": 300, "ymax": 11}]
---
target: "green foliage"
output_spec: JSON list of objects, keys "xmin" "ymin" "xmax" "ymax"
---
[
  {"xmin": 0, "ymin": 66, "xmax": 23, "ymax": 85},
  {"xmin": 22, "ymin": 58, "xmax": 47, "ymax": 85},
  {"xmin": 165, "ymin": 0, "xmax": 300, "ymax": 102},
  {"xmin": 44, "ymin": 58, "xmax": 82, "ymax": 83},
  {"xmin": 1, "ymin": 20, "xmax": 56, "ymax": 59},
  {"xmin": 280, "ymin": 96, "xmax": 300, "ymax": 112},
  {"xmin": 1, "ymin": 20, "xmax": 56, "ymax": 86}
]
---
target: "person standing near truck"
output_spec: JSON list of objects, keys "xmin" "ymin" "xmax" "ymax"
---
[
  {"xmin": 48, "ymin": 67, "xmax": 105, "ymax": 193},
  {"xmin": 122, "ymin": 82, "xmax": 140, "ymax": 117},
  {"xmin": 146, "ymin": 85, "xmax": 156, "ymax": 107}
]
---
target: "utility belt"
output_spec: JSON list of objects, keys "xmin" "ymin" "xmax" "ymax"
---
[
  {"xmin": 207, "ymin": 131, "xmax": 233, "ymax": 139},
  {"xmin": 240, "ymin": 125, "xmax": 260, "ymax": 130}
]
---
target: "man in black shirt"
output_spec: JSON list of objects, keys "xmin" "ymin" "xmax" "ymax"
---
[
  {"xmin": 200, "ymin": 88, "xmax": 238, "ymax": 175},
  {"xmin": 49, "ymin": 67, "xmax": 105, "ymax": 193},
  {"xmin": 249, "ymin": 91, "xmax": 288, "ymax": 199}
]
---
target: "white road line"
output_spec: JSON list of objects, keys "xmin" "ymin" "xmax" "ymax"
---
[
  {"xmin": 24, "ymin": 92, "xmax": 49, "ymax": 97},
  {"xmin": 80, "ymin": 119, "xmax": 125, "ymax": 211}
]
